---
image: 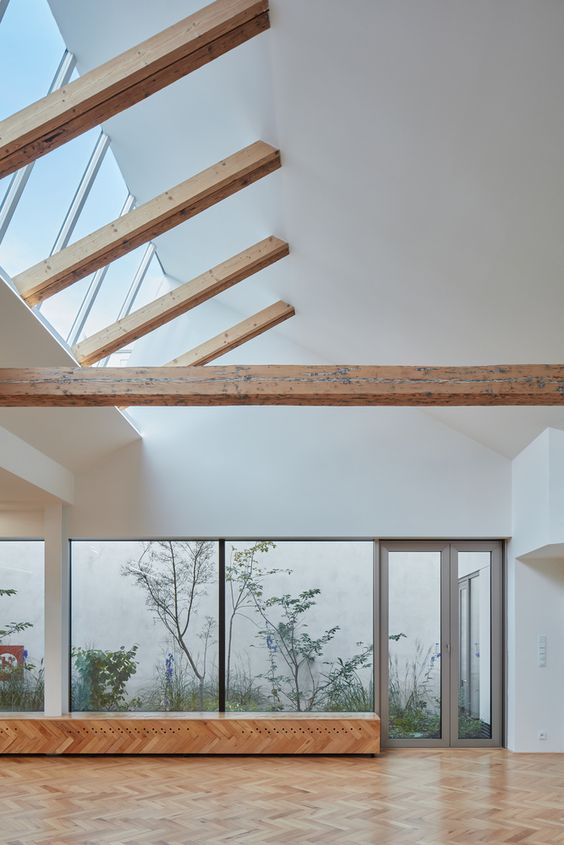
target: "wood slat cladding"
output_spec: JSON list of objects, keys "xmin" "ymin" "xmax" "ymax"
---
[
  {"xmin": 15, "ymin": 142, "xmax": 281, "ymax": 305},
  {"xmin": 0, "ymin": 713, "xmax": 380, "ymax": 755},
  {"xmin": 74, "ymin": 238, "xmax": 289, "ymax": 365},
  {"xmin": 0, "ymin": 0, "xmax": 270, "ymax": 177},
  {"xmin": 2, "ymin": 364, "xmax": 564, "ymax": 407}
]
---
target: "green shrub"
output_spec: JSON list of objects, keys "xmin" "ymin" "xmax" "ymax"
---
[{"xmin": 72, "ymin": 645, "xmax": 139, "ymax": 711}]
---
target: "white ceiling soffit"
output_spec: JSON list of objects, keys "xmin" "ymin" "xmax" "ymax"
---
[
  {"xmin": 0, "ymin": 272, "xmax": 140, "ymax": 471},
  {"xmin": 0, "ymin": 422, "xmax": 74, "ymax": 502},
  {"xmin": 45, "ymin": 0, "xmax": 564, "ymax": 456}
]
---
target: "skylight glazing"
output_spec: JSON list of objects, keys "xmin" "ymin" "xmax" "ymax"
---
[{"xmin": 0, "ymin": 0, "xmax": 171, "ymax": 365}]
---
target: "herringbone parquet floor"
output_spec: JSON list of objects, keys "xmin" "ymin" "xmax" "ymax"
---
[{"xmin": 1, "ymin": 749, "xmax": 563, "ymax": 845}]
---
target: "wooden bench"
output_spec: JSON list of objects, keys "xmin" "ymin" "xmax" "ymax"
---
[{"xmin": 0, "ymin": 712, "xmax": 380, "ymax": 755}]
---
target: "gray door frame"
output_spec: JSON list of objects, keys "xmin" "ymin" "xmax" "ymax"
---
[{"xmin": 378, "ymin": 540, "xmax": 503, "ymax": 748}]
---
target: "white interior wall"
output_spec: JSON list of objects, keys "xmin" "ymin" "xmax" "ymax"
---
[
  {"xmin": 68, "ymin": 406, "xmax": 511, "ymax": 539},
  {"xmin": 0, "ymin": 507, "xmax": 44, "ymax": 538},
  {"xmin": 508, "ymin": 428, "xmax": 564, "ymax": 752},
  {"xmin": 507, "ymin": 552, "xmax": 564, "ymax": 752}
]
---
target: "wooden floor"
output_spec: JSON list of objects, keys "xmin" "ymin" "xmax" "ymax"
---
[{"xmin": 1, "ymin": 749, "xmax": 563, "ymax": 844}]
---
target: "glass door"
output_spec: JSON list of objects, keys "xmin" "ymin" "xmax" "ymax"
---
[
  {"xmin": 379, "ymin": 541, "xmax": 502, "ymax": 747},
  {"xmin": 450, "ymin": 542, "xmax": 502, "ymax": 746}
]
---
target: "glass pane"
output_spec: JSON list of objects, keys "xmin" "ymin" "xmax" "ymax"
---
[
  {"xmin": 132, "ymin": 253, "xmax": 170, "ymax": 310},
  {"xmin": 0, "ymin": 130, "xmax": 97, "ymax": 276},
  {"xmin": 225, "ymin": 541, "xmax": 373, "ymax": 712},
  {"xmin": 457, "ymin": 552, "xmax": 491, "ymax": 739},
  {"xmin": 41, "ymin": 273, "xmax": 95, "ymax": 342},
  {"xmin": 68, "ymin": 149, "xmax": 128, "ymax": 244},
  {"xmin": 0, "ymin": 541, "xmax": 44, "ymax": 712},
  {"xmin": 81, "ymin": 246, "xmax": 147, "ymax": 340},
  {"xmin": 388, "ymin": 551, "xmax": 441, "ymax": 739},
  {"xmin": 71, "ymin": 541, "xmax": 219, "ymax": 712},
  {"xmin": 459, "ymin": 581, "xmax": 469, "ymax": 711},
  {"xmin": 0, "ymin": 0, "xmax": 64, "ymax": 121}
]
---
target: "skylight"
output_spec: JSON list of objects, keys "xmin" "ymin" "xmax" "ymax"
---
[{"xmin": 0, "ymin": 0, "xmax": 170, "ymax": 364}]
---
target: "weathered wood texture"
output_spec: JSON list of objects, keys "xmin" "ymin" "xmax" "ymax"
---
[
  {"xmin": 14, "ymin": 141, "xmax": 281, "ymax": 305},
  {"xmin": 0, "ymin": 713, "xmax": 380, "ymax": 755},
  {"xmin": 1, "ymin": 364, "xmax": 564, "ymax": 407},
  {"xmin": 0, "ymin": 0, "xmax": 270, "ymax": 177},
  {"xmin": 74, "ymin": 238, "xmax": 289, "ymax": 365},
  {"xmin": 168, "ymin": 300, "xmax": 295, "ymax": 366}
]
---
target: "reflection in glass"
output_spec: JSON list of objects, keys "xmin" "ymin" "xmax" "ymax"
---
[
  {"xmin": 458, "ymin": 552, "xmax": 491, "ymax": 739},
  {"xmin": 71, "ymin": 541, "xmax": 219, "ymax": 712},
  {"xmin": 0, "ymin": 541, "xmax": 44, "ymax": 712},
  {"xmin": 388, "ymin": 551, "xmax": 441, "ymax": 739},
  {"xmin": 225, "ymin": 541, "xmax": 373, "ymax": 712}
]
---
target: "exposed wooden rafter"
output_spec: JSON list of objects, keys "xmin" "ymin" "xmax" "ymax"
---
[
  {"xmin": 167, "ymin": 300, "xmax": 295, "ymax": 366},
  {"xmin": 0, "ymin": 0, "xmax": 270, "ymax": 178},
  {"xmin": 1, "ymin": 364, "xmax": 564, "ymax": 407},
  {"xmin": 14, "ymin": 141, "xmax": 281, "ymax": 305},
  {"xmin": 74, "ymin": 238, "xmax": 289, "ymax": 365}
]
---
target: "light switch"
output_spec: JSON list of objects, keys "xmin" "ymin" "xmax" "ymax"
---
[{"xmin": 537, "ymin": 635, "xmax": 547, "ymax": 668}]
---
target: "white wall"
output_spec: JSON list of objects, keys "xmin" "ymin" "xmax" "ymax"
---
[
  {"xmin": 0, "ymin": 506, "xmax": 44, "ymax": 538},
  {"xmin": 511, "ymin": 430, "xmax": 550, "ymax": 560},
  {"xmin": 507, "ymin": 553, "xmax": 564, "ymax": 752},
  {"xmin": 509, "ymin": 428, "xmax": 564, "ymax": 751},
  {"xmin": 68, "ymin": 406, "xmax": 511, "ymax": 539}
]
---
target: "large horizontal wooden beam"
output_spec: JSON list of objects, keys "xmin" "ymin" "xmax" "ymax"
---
[
  {"xmin": 167, "ymin": 300, "xmax": 295, "ymax": 366},
  {"xmin": 15, "ymin": 141, "xmax": 280, "ymax": 305},
  {"xmin": 74, "ymin": 237, "xmax": 288, "ymax": 365},
  {"xmin": 1, "ymin": 365, "xmax": 564, "ymax": 407},
  {"xmin": 0, "ymin": 0, "xmax": 269, "ymax": 178}
]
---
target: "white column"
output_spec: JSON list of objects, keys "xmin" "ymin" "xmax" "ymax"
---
[{"xmin": 43, "ymin": 503, "xmax": 69, "ymax": 715}]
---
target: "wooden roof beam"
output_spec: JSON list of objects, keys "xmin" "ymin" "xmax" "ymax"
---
[
  {"xmin": 1, "ymin": 364, "xmax": 564, "ymax": 407},
  {"xmin": 118, "ymin": 300, "xmax": 294, "ymax": 409},
  {"xmin": 14, "ymin": 141, "xmax": 281, "ymax": 305},
  {"xmin": 74, "ymin": 238, "xmax": 289, "ymax": 365},
  {"xmin": 167, "ymin": 300, "xmax": 295, "ymax": 366},
  {"xmin": 0, "ymin": 0, "xmax": 270, "ymax": 177}
]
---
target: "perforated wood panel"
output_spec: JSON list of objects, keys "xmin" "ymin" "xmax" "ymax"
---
[{"xmin": 0, "ymin": 713, "xmax": 380, "ymax": 755}]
